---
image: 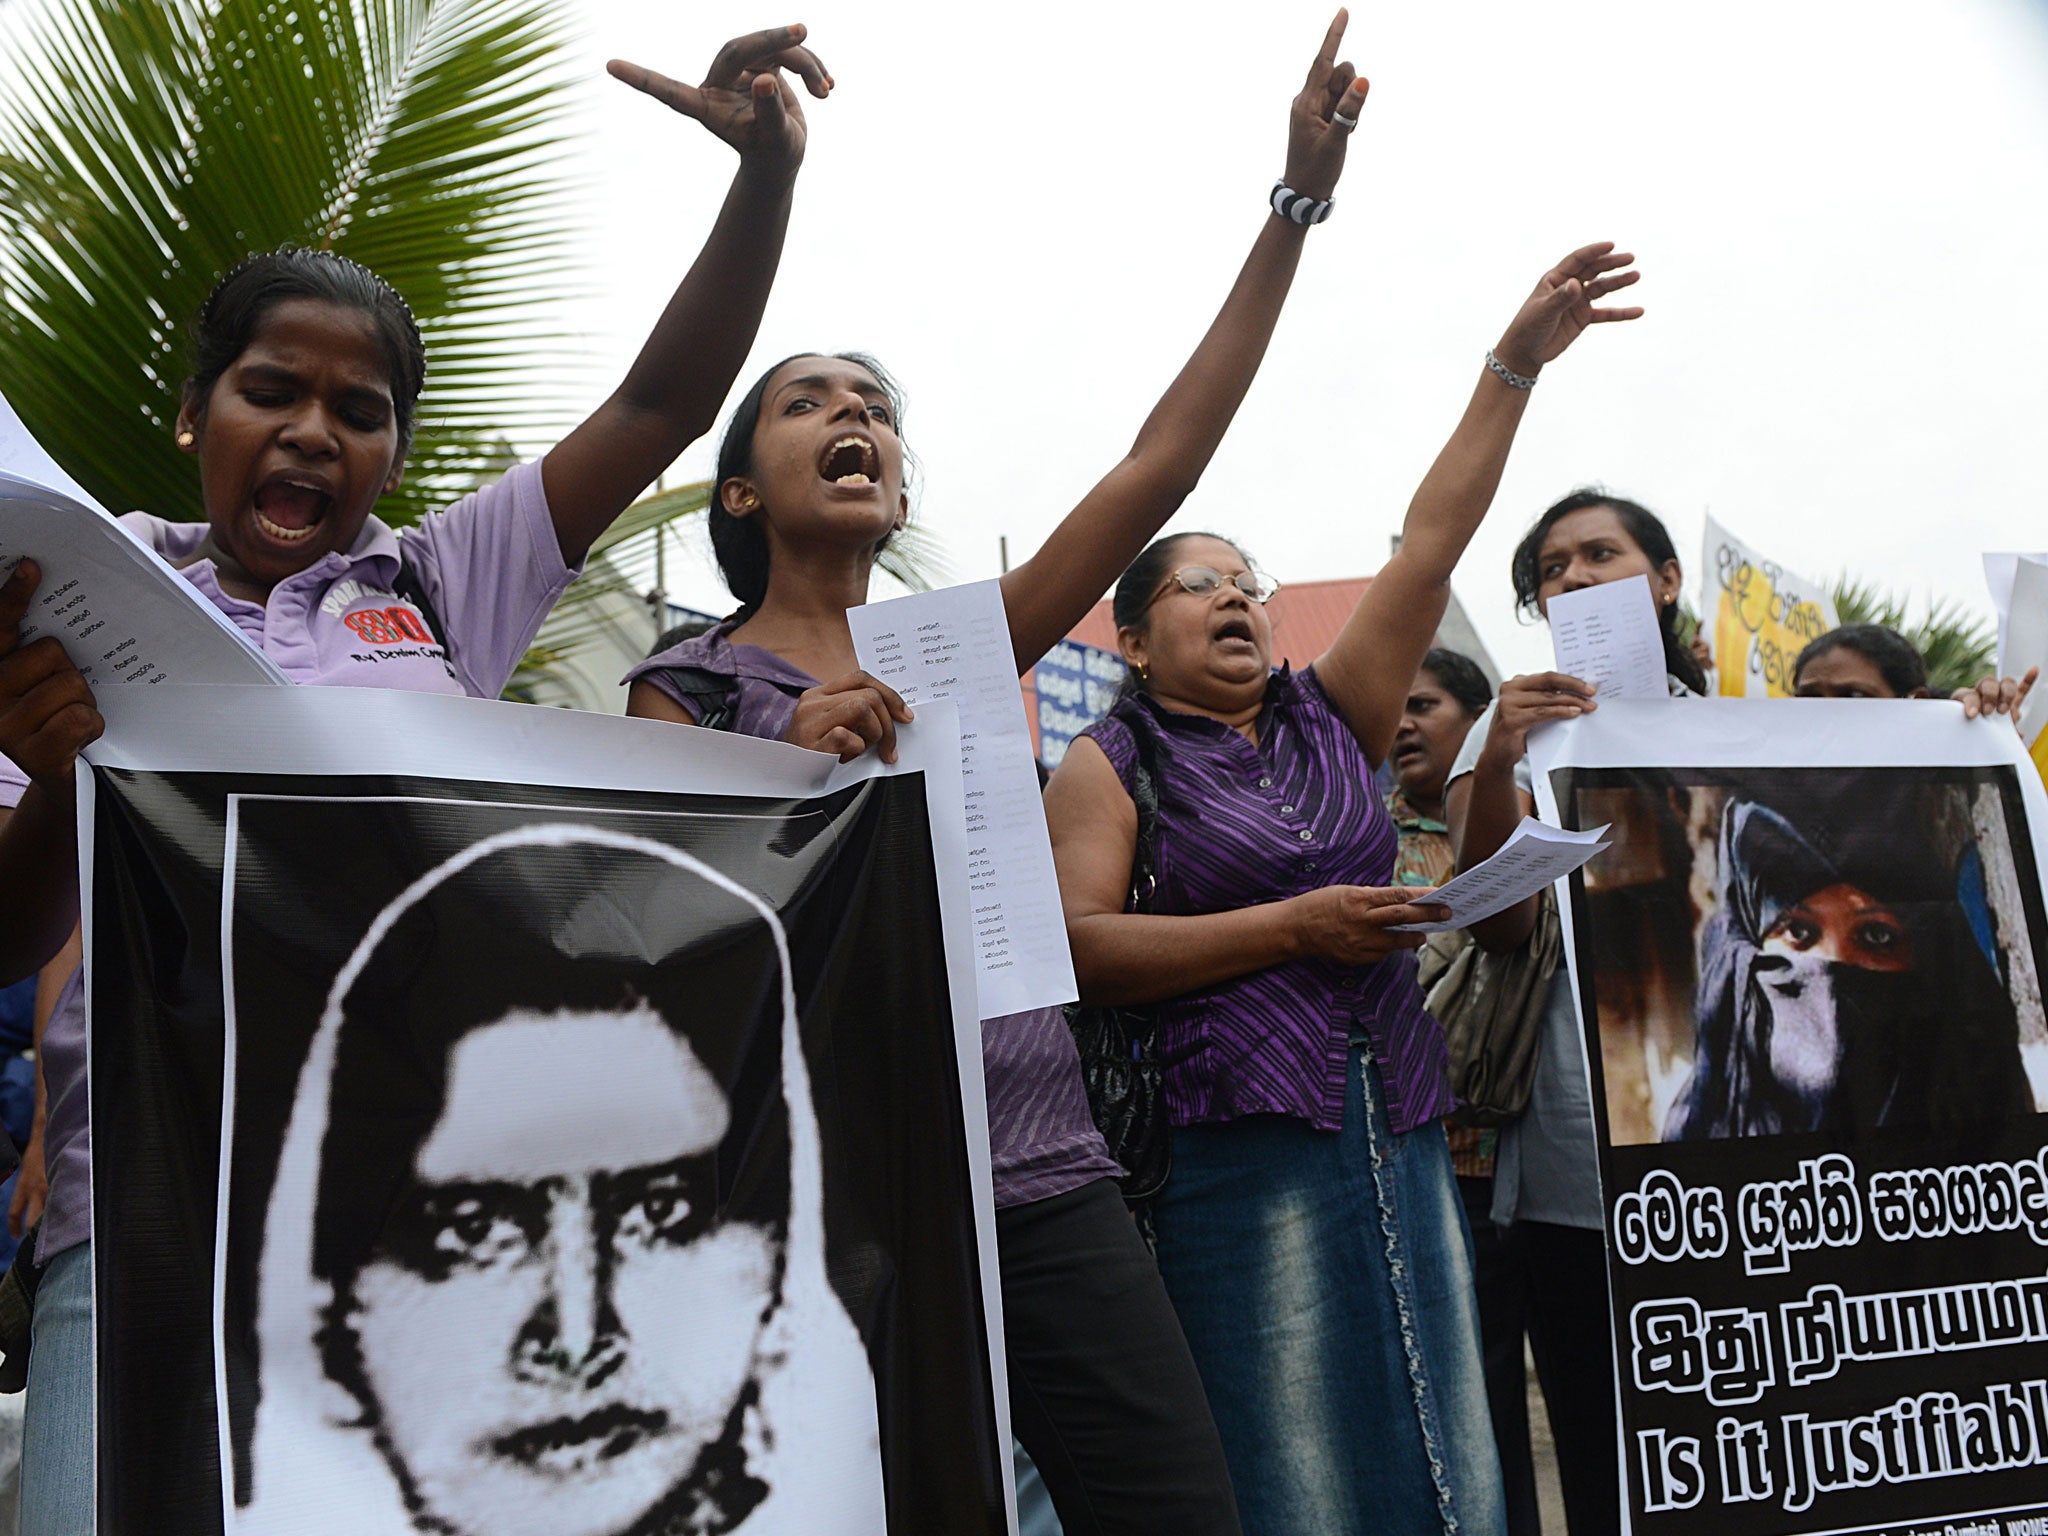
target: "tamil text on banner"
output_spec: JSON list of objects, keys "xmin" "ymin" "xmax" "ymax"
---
[
  {"xmin": 1703, "ymin": 516, "xmax": 1838, "ymax": 699},
  {"xmin": 79, "ymin": 686, "xmax": 1011, "ymax": 1536},
  {"xmin": 1530, "ymin": 698, "xmax": 2048, "ymax": 1536}
]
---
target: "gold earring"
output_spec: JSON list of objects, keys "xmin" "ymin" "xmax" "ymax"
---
[
  {"xmin": 1137, "ymin": 662, "xmax": 1150, "ymax": 682},
  {"xmin": 176, "ymin": 430, "xmax": 195, "ymax": 448}
]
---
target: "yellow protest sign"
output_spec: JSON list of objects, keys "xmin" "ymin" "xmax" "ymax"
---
[{"xmin": 1703, "ymin": 515, "xmax": 1838, "ymax": 698}]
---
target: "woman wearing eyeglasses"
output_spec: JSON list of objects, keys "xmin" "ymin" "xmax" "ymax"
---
[{"xmin": 1042, "ymin": 243, "xmax": 1644, "ymax": 1536}]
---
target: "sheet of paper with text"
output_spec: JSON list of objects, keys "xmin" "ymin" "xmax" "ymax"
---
[
  {"xmin": 0, "ymin": 387, "xmax": 287, "ymax": 695},
  {"xmin": 849, "ymin": 578, "xmax": 1080, "ymax": 1018},
  {"xmin": 1547, "ymin": 572, "xmax": 1669, "ymax": 701}
]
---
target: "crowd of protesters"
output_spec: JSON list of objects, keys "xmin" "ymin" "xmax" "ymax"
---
[{"xmin": 0, "ymin": 13, "xmax": 2040, "ymax": 1536}]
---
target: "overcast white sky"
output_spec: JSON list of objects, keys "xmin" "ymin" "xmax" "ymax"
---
[{"xmin": 554, "ymin": 0, "xmax": 2048, "ymax": 675}]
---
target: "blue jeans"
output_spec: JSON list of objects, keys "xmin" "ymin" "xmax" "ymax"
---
[
  {"xmin": 1152, "ymin": 1043, "xmax": 1505, "ymax": 1536},
  {"xmin": 20, "ymin": 1241, "xmax": 92, "ymax": 1536}
]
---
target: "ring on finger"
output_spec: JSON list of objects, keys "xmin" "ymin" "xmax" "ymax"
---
[{"xmin": 1331, "ymin": 109, "xmax": 1358, "ymax": 130}]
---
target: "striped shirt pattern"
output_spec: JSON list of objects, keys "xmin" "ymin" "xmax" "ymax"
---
[
  {"xmin": 1085, "ymin": 666, "xmax": 1454, "ymax": 1136},
  {"xmin": 627, "ymin": 620, "xmax": 1121, "ymax": 1209}
]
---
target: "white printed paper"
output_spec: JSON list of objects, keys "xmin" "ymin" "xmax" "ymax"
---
[
  {"xmin": 848, "ymin": 579, "xmax": 1079, "ymax": 1018},
  {"xmin": 1547, "ymin": 574, "xmax": 1669, "ymax": 701},
  {"xmin": 0, "ymin": 390, "xmax": 97, "ymax": 507},
  {"xmin": 1389, "ymin": 816, "xmax": 1611, "ymax": 932}
]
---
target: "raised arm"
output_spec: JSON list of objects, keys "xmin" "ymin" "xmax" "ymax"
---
[
  {"xmin": 1313, "ymin": 243, "xmax": 1642, "ymax": 761},
  {"xmin": 999, "ymin": 10, "xmax": 1368, "ymax": 672},
  {"xmin": 542, "ymin": 25, "xmax": 832, "ymax": 566}
]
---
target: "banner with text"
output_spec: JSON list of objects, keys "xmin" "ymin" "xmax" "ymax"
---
[
  {"xmin": 1532, "ymin": 699, "xmax": 2048, "ymax": 1536},
  {"xmin": 1704, "ymin": 517, "xmax": 1839, "ymax": 699}
]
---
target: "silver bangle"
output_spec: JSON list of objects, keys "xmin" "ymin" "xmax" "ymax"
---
[
  {"xmin": 1485, "ymin": 348, "xmax": 1538, "ymax": 390},
  {"xmin": 1270, "ymin": 179, "xmax": 1333, "ymax": 226}
]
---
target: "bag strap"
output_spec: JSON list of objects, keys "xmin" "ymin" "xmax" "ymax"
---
[
  {"xmin": 390, "ymin": 552, "xmax": 450, "ymax": 652},
  {"xmin": 640, "ymin": 664, "xmax": 742, "ymax": 733},
  {"xmin": 1125, "ymin": 716, "xmax": 1164, "ymax": 916}
]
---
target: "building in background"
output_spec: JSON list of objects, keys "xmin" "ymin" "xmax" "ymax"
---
[{"xmin": 1025, "ymin": 575, "xmax": 1499, "ymax": 765}]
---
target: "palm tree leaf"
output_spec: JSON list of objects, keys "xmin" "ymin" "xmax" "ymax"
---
[
  {"xmin": 1831, "ymin": 575, "xmax": 1997, "ymax": 695},
  {"xmin": 0, "ymin": 0, "xmax": 580, "ymax": 528}
]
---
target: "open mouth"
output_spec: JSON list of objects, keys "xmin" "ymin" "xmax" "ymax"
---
[
  {"xmin": 490, "ymin": 1404, "xmax": 670, "ymax": 1476},
  {"xmin": 252, "ymin": 474, "xmax": 334, "ymax": 544},
  {"xmin": 1213, "ymin": 617, "xmax": 1256, "ymax": 647},
  {"xmin": 817, "ymin": 433, "xmax": 881, "ymax": 487}
]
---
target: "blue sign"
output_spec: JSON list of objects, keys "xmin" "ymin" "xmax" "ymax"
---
[{"xmin": 1033, "ymin": 639, "xmax": 1126, "ymax": 766}]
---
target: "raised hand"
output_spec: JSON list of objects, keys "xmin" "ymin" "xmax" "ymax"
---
[
  {"xmin": 1493, "ymin": 242, "xmax": 1644, "ymax": 378},
  {"xmin": 607, "ymin": 23, "xmax": 831, "ymax": 179},
  {"xmin": 0, "ymin": 561, "xmax": 102, "ymax": 787},
  {"xmin": 1284, "ymin": 9, "xmax": 1371, "ymax": 202},
  {"xmin": 784, "ymin": 671, "xmax": 914, "ymax": 763}
]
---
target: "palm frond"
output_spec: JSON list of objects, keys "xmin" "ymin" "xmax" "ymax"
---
[
  {"xmin": 0, "ymin": 0, "xmax": 580, "ymax": 527},
  {"xmin": 1830, "ymin": 575, "xmax": 1997, "ymax": 695}
]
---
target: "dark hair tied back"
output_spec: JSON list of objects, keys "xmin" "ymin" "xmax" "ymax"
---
[
  {"xmin": 187, "ymin": 246, "xmax": 426, "ymax": 454},
  {"xmin": 1510, "ymin": 487, "xmax": 1707, "ymax": 695},
  {"xmin": 709, "ymin": 352, "xmax": 910, "ymax": 613},
  {"xmin": 1420, "ymin": 647, "xmax": 1493, "ymax": 717},
  {"xmin": 1108, "ymin": 532, "xmax": 1251, "ymax": 703}
]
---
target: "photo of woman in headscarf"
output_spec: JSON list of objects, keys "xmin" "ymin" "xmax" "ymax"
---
[
  {"xmin": 230, "ymin": 823, "xmax": 885, "ymax": 1536},
  {"xmin": 1666, "ymin": 790, "xmax": 2034, "ymax": 1140}
]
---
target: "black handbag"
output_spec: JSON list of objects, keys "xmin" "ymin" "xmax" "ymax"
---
[{"xmin": 1063, "ymin": 722, "xmax": 1171, "ymax": 1205}]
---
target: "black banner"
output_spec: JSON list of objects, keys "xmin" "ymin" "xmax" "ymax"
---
[
  {"xmin": 1553, "ymin": 763, "xmax": 2048, "ymax": 1536},
  {"xmin": 88, "ymin": 766, "xmax": 1004, "ymax": 1535}
]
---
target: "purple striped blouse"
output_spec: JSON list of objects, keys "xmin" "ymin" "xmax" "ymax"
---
[
  {"xmin": 1083, "ymin": 665, "xmax": 1454, "ymax": 1136},
  {"xmin": 627, "ymin": 620, "xmax": 1121, "ymax": 1210}
]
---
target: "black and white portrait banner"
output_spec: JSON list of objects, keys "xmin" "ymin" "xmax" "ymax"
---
[
  {"xmin": 1532, "ymin": 700, "xmax": 2048, "ymax": 1536},
  {"xmin": 77, "ymin": 686, "xmax": 1012, "ymax": 1536}
]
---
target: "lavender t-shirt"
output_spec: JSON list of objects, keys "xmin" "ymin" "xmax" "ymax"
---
[
  {"xmin": 627, "ymin": 619, "xmax": 1121, "ymax": 1210},
  {"xmin": 1, "ymin": 459, "xmax": 577, "ymax": 1260}
]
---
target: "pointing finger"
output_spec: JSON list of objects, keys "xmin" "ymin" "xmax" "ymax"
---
[
  {"xmin": 1305, "ymin": 8, "xmax": 1347, "ymax": 90},
  {"xmin": 607, "ymin": 59, "xmax": 708, "ymax": 121}
]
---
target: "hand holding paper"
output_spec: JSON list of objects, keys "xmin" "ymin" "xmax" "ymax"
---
[{"xmin": 1390, "ymin": 817, "xmax": 1611, "ymax": 932}]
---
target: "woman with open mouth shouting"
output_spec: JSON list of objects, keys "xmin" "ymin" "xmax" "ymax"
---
[
  {"xmin": 0, "ymin": 24, "xmax": 832, "ymax": 1535},
  {"xmin": 1040, "ymin": 240, "xmax": 1644, "ymax": 1536},
  {"xmin": 622, "ymin": 14, "xmax": 1372, "ymax": 1532}
]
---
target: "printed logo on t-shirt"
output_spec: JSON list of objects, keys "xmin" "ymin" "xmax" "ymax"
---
[{"xmin": 321, "ymin": 579, "xmax": 441, "ymax": 650}]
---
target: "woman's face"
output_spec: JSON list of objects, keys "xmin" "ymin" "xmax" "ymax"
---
[
  {"xmin": 1794, "ymin": 648, "xmax": 1920, "ymax": 699},
  {"xmin": 726, "ymin": 356, "xmax": 908, "ymax": 562},
  {"xmin": 1118, "ymin": 537, "xmax": 1274, "ymax": 708},
  {"xmin": 347, "ymin": 1009, "xmax": 778, "ymax": 1536},
  {"xmin": 1532, "ymin": 506, "xmax": 1682, "ymax": 619},
  {"xmin": 177, "ymin": 297, "xmax": 405, "ymax": 591},
  {"xmin": 1761, "ymin": 882, "xmax": 1914, "ymax": 972},
  {"xmin": 1390, "ymin": 668, "xmax": 1480, "ymax": 803}
]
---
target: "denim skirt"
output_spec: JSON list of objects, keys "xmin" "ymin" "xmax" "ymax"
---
[{"xmin": 1152, "ymin": 1040, "xmax": 1505, "ymax": 1536}]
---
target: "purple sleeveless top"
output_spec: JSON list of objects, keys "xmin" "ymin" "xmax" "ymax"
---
[
  {"xmin": 627, "ymin": 619, "xmax": 1120, "ymax": 1210},
  {"xmin": 1082, "ymin": 665, "xmax": 1454, "ymax": 1136}
]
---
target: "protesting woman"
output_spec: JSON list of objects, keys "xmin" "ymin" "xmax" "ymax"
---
[
  {"xmin": 0, "ymin": 26, "xmax": 826, "ymax": 1533},
  {"xmin": 1442, "ymin": 489, "xmax": 1704, "ymax": 1536},
  {"xmin": 621, "ymin": 17, "xmax": 1374, "ymax": 1531},
  {"xmin": 1042, "ymin": 246, "xmax": 1644, "ymax": 1536}
]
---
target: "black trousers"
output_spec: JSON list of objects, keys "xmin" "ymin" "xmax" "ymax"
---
[
  {"xmin": 1502, "ymin": 1217, "xmax": 1622, "ymax": 1536},
  {"xmin": 997, "ymin": 1177, "xmax": 1242, "ymax": 1536},
  {"xmin": 1458, "ymin": 1176, "xmax": 1543, "ymax": 1536}
]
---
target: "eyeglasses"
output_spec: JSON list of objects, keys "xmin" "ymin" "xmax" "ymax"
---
[{"xmin": 1147, "ymin": 566, "xmax": 1280, "ymax": 609}]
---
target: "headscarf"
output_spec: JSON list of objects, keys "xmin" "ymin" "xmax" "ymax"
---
[
  {"xmin": 236, "ymin": 824, "xmax": 885, "ymax": 1534},
  {"xmin": 1667, "ymin": 793, "xmax": 2028, "ymax": 1140}
]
